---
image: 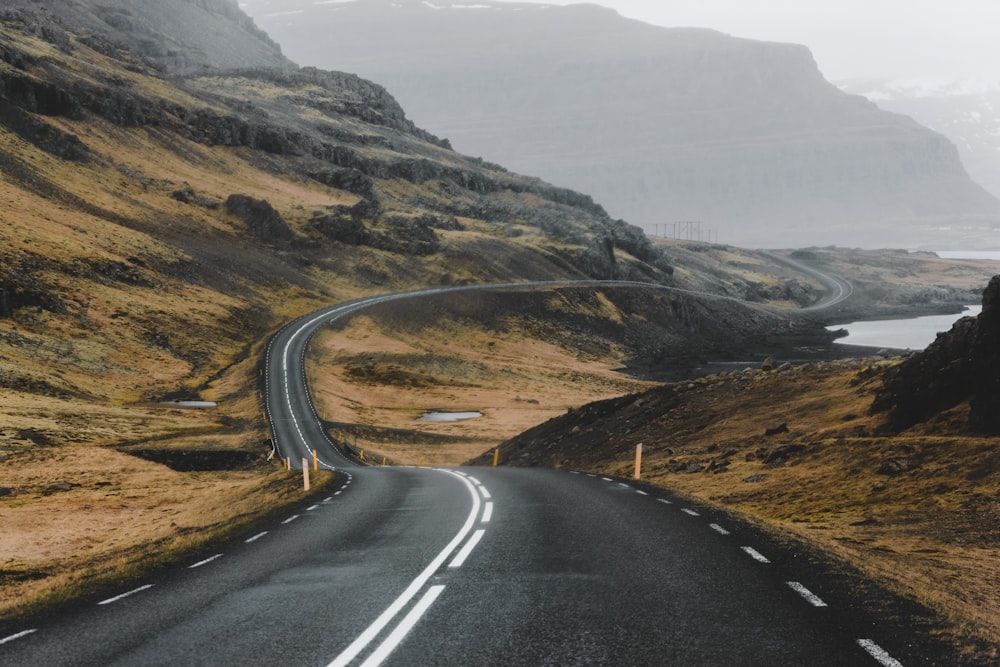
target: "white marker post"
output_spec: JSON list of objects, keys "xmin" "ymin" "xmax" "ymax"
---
[
  {"xmin": 302, "ymin": 458, "xmax": 310, "ymax": 491},
  {"xmin": 634, "ymin": 443, "xmax": 643, "ymax": 480}
]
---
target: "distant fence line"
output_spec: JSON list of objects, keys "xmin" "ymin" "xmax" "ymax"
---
[{"xmin": 650, "ymin": 221, "xmax": 718, "ymax": 244}]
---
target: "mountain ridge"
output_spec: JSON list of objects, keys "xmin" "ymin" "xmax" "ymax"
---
[{"xmin": 245, "ymin": 0, "xmax": 1000, "ymax": 248}]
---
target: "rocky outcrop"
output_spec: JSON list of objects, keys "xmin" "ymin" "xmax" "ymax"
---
[
  {"xmin": 871, "ymin": 276, "xmax": 1000, "ymax": 434},
  {"xmin": 224, "ymin": 195, "xmax": 294, "ymax": 242}
]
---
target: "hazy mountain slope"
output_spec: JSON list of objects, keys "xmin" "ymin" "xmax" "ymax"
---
[
  {"xmin": 841, "ymin": 78, "xmax": 1000, "ymax": 203},
  {"xmin": 245, "ymin": 0, "xmax": 1000, "ymax": 248},
  {"xmin": 2, "ymin": 0, "xmax": 294, "ymax": 71}
]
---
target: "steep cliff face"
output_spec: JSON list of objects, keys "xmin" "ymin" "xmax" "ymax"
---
[
  {"xmin": 2, "ymin": 0, "xmax": 293, "ymax": 71},
  {"xmin": 244, "ymin": 0, "xmax": 1000, "ymax": 247},
  {"xmin": 872, "ymin": 275, "xmax": 1000, "ymax": 434}
]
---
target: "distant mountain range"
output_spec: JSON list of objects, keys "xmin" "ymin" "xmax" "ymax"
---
[
  {"xmin": 244, "ymin": 0, "xmax": 1000, "ymax": 248},
  {"xmin": 840, "ymin": 78, "xmax": 1000, "ymax": 203}
]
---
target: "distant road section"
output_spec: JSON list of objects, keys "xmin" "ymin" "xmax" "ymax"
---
[
  {"xmin": 761, "ymin": 251, "xmax": 855, "ymax": 310},
  {"xmin": 264, "ymin": 271, "xmax": 853, "ymax": 468}
]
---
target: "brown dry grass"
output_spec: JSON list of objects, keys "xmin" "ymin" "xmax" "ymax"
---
[{"xmin": 307, "ymin": 312, "xmax": 655, "ymax": 466}]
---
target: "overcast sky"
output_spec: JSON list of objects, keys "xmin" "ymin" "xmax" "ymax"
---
[{"xmin": 492, "ymin": 0, "xmax": 999, "ymax": 83}]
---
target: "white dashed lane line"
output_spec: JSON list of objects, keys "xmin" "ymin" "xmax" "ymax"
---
[
  {"xmin": 0, "ymin": 629, "xmax": 37, "ymax": 645},
  {"xmin": 786, "ymin": 581, "xmax": 828, "ymax": 608},
  {"xmin": 97, "ymin": 584, "xmax": 155, "ymax": 606},
  {"xmin": 741, "ymin": 546, "xmax": 771, "ymax": 564},
  {"xmin": 623, "ymin": 476, "xmax": 904, "ymax": 667},
  {"xmin": 482, "ymin": 502, "xmax": 494, "ymax": 523},
  {"xmin": 857, "ymin": 639, "xmax": 904, "ymax": 667},
  {"xmin": 245, "ymin": 531, "xmax": 268, "ymax": 543},
  {"xmin": 188, "ymin": 554, "xmax": 223, "ymax": 569},
  {"xmin": 282, "ymin": 514, "xmax": 300, "ymax": 524}
]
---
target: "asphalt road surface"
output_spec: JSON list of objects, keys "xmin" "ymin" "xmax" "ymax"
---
[
  {"xmin": 4, "ymin": 278, "xmax": 950, "ymax": 666},
  {"xmin": 1, "ymin": 465, "xmax": 935, "ymax": 665}
]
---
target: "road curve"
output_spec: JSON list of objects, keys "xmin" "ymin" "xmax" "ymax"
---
[
  {"xmin": 760, "ymin": 250, "xmax": 855, "ymax": 310},
  {"xmin": 264, "ymin": 269, "xmax": 851, "ymax": 470}
]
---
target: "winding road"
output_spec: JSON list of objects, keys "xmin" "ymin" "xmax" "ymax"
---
[{"xmin": 2, "ymin": 270, "xmax": 948, "ymax": 667}]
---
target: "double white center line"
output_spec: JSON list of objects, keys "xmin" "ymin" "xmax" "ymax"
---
[{"xmin": 328, "ymin": 470, "xmax": 492, "ymax": 667}]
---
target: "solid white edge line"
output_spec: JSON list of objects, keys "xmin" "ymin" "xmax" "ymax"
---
[
  {"xmin": 327, "ymin": 471, "xmax": 481, "ymax": 667},
  {"xmin": 0, "ymin": 629, "xmax": 37, "ymax": 645},
  {"xmin": 857, "ymin": 639, "xmax": 904, "ymax": 667},
  {"xmin": 709, "ymin": 523, "xmax": 730, "ymax": 535},
  {"xmin": 359, "ymin": 585, "xmax": 446, "ymax": 667},
  {"xmin": 245, "ymin": 531, "xmax": 268, "ymax": 543},
  {"xmin": 482, "ymin": 502, "xmax": 493, "ymax": 523},
  {"xmin": 188, "ymin": 554, "xmax": 223, "ymax": 569},
  {"xmin": 786, "ymin": 581, "xmax": 828, "ymax": 607},
  {"xmin": 449, "ymin": 529, "xmax": 486, "ymax": 569},
  {"xmin": 741, "ymin": 546, "xmax": 771, "ymax": 563},
  {"xmin": 97, "ymin": 584, "xmax": 154, "ymax": 606}
]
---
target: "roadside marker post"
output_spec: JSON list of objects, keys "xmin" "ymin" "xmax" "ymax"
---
[
  {"xmin": 634, "ymin": 443, "xmax": 643, "ymax": 480},
  {"xmin": 492, "ymin": 447, "xmax": 500, "ymax": 467},
  {"xmin": 313, "ymin": 449, "xmax": 318, "ymax": 471},
  {"xmin": 303, "ymin": 458, "xmax": 310, "ymax": 490}
]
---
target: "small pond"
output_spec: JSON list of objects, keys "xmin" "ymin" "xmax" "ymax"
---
[{"xmin": 419, "ymin": 411, "xmax": 483, "ymax": 423}]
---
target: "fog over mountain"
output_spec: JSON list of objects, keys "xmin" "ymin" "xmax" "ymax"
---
[
  {"xmin": 841, "ymin": 78, "xmax": 1000, "ymax": 203},
  {"xmin": 244, "ymin": 0, "xmax": 1000, "ymax": 248},
  {"xmin": 4, "ymin": 0, "xmax": 294, "ymax": 72}
]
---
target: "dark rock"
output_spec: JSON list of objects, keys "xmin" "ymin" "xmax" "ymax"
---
[
  {"xmin": 312, "ymin": 212, "xmax": 369, "ymax": 246},
  {"xmin": 225, "ymin": 194, "xmax": 294, "ymax": 242},
  {"xmin": 763, "ymin": 444, "xmax": 806, "ymax": 466},
  {"xmin": 872, "ymin": 275, "xmax": 1000, "ymax": 434},
  {"xmin": 877, "ymin": 457, "xmax": 916, "ymax": 476},
  {"xmin": 764, "ymin": 423, "xmax": 789, "ymax": 436},
  {"xmin": 969, "ymin": 276, "xmax": 1000, "ymax": 433}
]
